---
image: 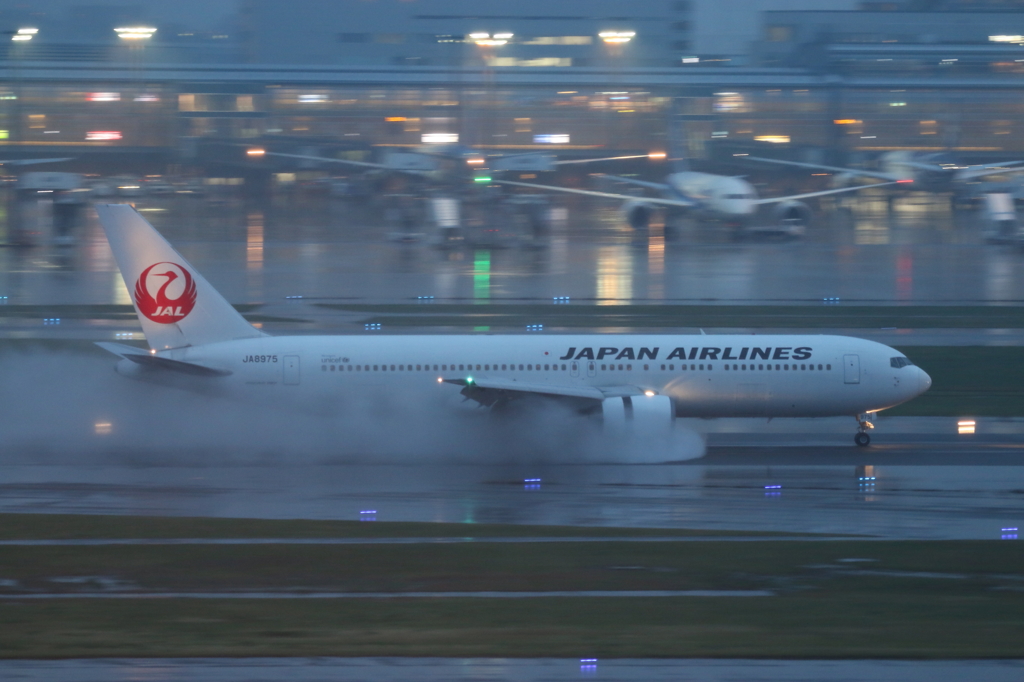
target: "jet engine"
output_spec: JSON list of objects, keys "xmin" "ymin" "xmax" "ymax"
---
[
  {"xmin": 621, "ymin": 199, "xmax": 657, "ymax": 230},
  {"xmin": 769, "ymin": 200, "xmax": 812, "ymax": 230},
  {"xmin": 601, "ymin": 394, "xmax": 674, "ymax": 434}
]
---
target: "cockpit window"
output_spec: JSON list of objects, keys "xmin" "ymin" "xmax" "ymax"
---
[{"xmin": 890, "ymin": 357, "xmax": 914, "ymax": 368}]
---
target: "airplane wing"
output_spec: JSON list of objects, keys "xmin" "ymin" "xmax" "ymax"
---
[
  {"xmin": 752, "ymin": 182, "xmax": 899, "ymax": 205},
  {"xmin": 95, "ymin": 342, "xmax": 232, "ymax": 377},
  {"xmin": 956, "ymin": 164, "xmax": 1024, "ymax": 181},
  {"xmin": 446, "ymin": 376, "xmax": 648, "ymax": 400},
  {"xmin": 494, "ymin": 179, "xmax": 696, "ymax": 208},
  {"xmin": 555, "ymin": 154, "xmax": 652, "ymax": 165},
  {"xmin": 0, "ymin": 157, "xmax": 74, "ymax": 166},
  {"xmin": 265, "ymin": 151, "xmax": 389, "ymax": 170},
  {"xmin": 744, "ymin": 156, "xmax": 899, "ymax": 182}
]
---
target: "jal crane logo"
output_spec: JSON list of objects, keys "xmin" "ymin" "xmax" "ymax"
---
[{"xmin": 134, "ymin": 262, "xmax": 197, "ymax": 324}]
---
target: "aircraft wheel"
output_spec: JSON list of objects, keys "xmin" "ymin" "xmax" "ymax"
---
[{"xmin": 854, "ymin": 432, "xmax": 871, "ymax": 447}]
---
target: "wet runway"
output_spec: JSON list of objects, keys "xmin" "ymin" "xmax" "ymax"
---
[
  {"xmin": 3, "ymin": 657, "xmax": 1023, "ymax": 681},
  {"xmin": 2, "ymin": 423, "xmax": 1022, "ymax": 540}
]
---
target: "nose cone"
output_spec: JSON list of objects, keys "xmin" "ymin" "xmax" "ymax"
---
[{"xmin": 918, "ymin": 367, "xmax": 932, "ymax": 395}]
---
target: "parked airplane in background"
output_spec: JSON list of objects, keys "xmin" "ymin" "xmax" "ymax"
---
[
  {"xmin": 93, "ymin": 204, "xmax": 930, "ymax": 449},
  {"xmin": 745, "ymin": 151, "xmax": 1024, "ymax": 195},
  {"xmin": 497, "ymin": 168, "xmax": 894, "ymax": 239}
]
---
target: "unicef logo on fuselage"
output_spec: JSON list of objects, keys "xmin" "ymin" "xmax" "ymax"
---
[{"xmin": 134, "ymin": 262, "xmax": 198, "ymax": 324}]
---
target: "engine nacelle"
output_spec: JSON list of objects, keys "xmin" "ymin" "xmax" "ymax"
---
[
  {"xmin": 621, "ymin": 200, "xmax": 656, "ymax": 230},
  {"xmin": 601, "ymin": 394, "xmax": 674, "ymax": 434},
  {"xmin": 769, "ymin": 200, "xmax": 812, "ymax": 233}
]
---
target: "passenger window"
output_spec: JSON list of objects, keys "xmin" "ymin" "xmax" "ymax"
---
[
  {"xmin": 699, "ymin": 364, "xmax": 704, "ymax": 370},
  {"xmin": 519, "ymin": 364, "xmax": 524, "ymax": 370},
  {"xmin": 671, "ymin": 364, "xmax": 676, "ymax": 371},
  {"xmin": 562, "ymin": 364, "xmax": 567, "ymax": 370},
  {"xmin": 476, "ymin": 365, "xmax": 481, "ymax": 371},
  {"xmin": 627, "ymin": 364, "xmax": 632, "ymax": 371},
  {"xmin": 827, "ymin": 364, "xmax": 831, "ymax": 370},
  {"xmin": 545, "ymin": 364, "xmax": 550, "ymax": 370},
  {"xmin": 321, "ymin": 365, "xmax": 327, "ymax": 372}
]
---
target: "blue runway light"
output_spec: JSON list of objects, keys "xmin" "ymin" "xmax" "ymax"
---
[
  {"xmin": 364, "ymin": 323, "xmax": 382, "ymax": 331},
  {"xmin": 285, "ymin": 295, "xmax": 303, "ymax": 299},
  {"xmin": 43, "ymin": 318, "xmax": 61, "ymax": 325},
  {"xmin": 360, "ymin": 510, "xmax": 377, "ymax": 522},
  {"xmin": 1002, "ymin": 527, "xmax": 1018, "ymax": 539},
  {"xmin": 822, "ymin": 297, "xmax": 840, "ymax": 304},
  {"xmin": 417, "ymin": 295, "xmax": 435, "ymax": 300},
  {"xmin": 552, "ymin": 296, "xmax": 570, "ymax": 303},
  {"xmin": 526, "ymin": 324, "xmax": 544, "ymax": 331}
]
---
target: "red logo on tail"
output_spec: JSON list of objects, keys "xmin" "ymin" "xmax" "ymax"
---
[{"xmin": 134, "ymin": 262, "xmax": 197, "ymax": 324}]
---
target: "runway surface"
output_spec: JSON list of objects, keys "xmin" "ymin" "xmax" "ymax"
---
[
  {"xmin": 3, "ymin": 422, "xmax": 1022, "ymax": 540},
  {"xmin": 3, "ymin": 657, "xmax": 1023, "ymax": 681}
]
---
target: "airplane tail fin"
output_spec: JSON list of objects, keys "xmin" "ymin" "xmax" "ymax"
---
[{"xmin": 94, "ymin": 204, "xmax": 264, "ymax": 351}]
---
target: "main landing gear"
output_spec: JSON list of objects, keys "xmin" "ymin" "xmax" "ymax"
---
[{"xmin": 854, "ymin": 414, "xmax": 874, "ymax": 447}]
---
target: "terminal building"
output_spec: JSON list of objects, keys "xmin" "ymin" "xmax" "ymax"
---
[{"xmin": 2, "ymin": 0, "xmax": 1024, "ymax": 179}]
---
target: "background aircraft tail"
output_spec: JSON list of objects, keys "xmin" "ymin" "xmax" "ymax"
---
[{"xmin": 94, "ymin": 203, "xmax": 264, "ymax": 351}]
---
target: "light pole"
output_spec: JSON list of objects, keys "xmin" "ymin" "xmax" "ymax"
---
[
  {"xmin": 467, "ymin": 32, "xmax": 512, "ymax": 150},
  {"xmin": 114, "ymin": 27, "xmax": 156, "ymax": 146},
  {"xmin": 599, "ymin": 31, "xmax": 634, "ymax": 150},
  {"xmin": 4, "ymin": 28, "xmax": 37, "ymax": 145}
]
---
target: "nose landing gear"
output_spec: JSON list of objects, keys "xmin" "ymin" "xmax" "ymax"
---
[{"xmin": 854, "ymin": 414, "xmax": 875, "ymax": 446}]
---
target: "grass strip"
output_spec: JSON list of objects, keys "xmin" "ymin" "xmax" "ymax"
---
[{"xmin": 1, "ymin": 540, "xmax": 1022, "ymax": 658}]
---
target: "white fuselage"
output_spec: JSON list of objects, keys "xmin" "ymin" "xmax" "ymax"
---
[
  {"xmin": 667, "ymin": 172, "xmax": 758, "ymax": 222},
  {"xmin": 122, "ymin": 334, "xmax": 930, "ymax": 419}
]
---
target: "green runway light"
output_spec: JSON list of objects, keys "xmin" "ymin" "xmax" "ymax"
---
[{"xmin": 473, "ymin": 176, "xmax": 492, "ymax": 183}]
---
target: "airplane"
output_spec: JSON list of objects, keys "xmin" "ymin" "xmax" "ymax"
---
[
  {"xmin": 743, "ymin": 151, "xmax": 1024, "ymax": 197},
  {"xmin": 92, "ymin": 203, "xmax": 931, "ymax": 449},
  {"xmin": 495, "ymin": 164, "xmax": 896, "ymax": 239}
]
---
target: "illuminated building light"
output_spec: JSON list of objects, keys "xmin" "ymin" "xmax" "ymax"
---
[
  {"xmin": 94, "ymin": 422, "xmax": 112, "ymax": 435},
  {"xmin": 896, "ymin": 179, "xmax": 914, "ymax": 183},
  {"xmin": 648, "ymin": 151, "xmax": 667, "ymax": 159},
  {"xmin": 11, "ymin": 34, "xmax": 33, "ymax": 42},
  {"xmin": 834, "ymin": 119, "xmax": 862, "ymax": 125},
  {"xmin": 422, "ymin": 133, "xmax": 458, "ymax": 144},
  {"xmin": 644, "ymin": 390, "xmax": 656, "ymax": 397},
  {"xmin": 958, "ymin": 420, "xmax": 976, "ymax": 435},
  {"xmin": 385, "ymin": 117, "xmax": 406, "ymax": 122},
  {"xmin": 247, "ymin": 148, "xmax": 266, "ymax": 156},
  {"xmin": 990, "ymin": 35, "xmax": 1024, "ymax": 43},
  {"xmin": 115, "ymin": 26, "xmax": 157, "ymax": 40},
  {"xmin": 599, "ymin": 31, "xmax": 635, "ymax": 44},
  {"xmin": 534, "ymin": 134, "xmax": 570, "ymax": 144},
  {"xmin": 466, "ymin": 158, "xmax": 485, "ymax": 165},
  {"xmin": 754, "ymin": 135, "xmax": 790, "ymax": 144},
  {"xmin": 88, "ymin": 92, "xmax": 121, "ymax": 102},
  {"xmin": 681, "ymin": 56, "xmax": 699, "ymax": 63},
  {"xmin": 86, "ymin": 131, "xmax": 122, "ymax": 141}
]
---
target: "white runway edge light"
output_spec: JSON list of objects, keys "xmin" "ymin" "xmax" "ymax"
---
[{"xmin": 958, "ymin": 420, "xmax": 976, "ymax": 435}]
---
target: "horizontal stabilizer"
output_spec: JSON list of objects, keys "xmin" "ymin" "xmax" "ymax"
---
[{"xmin": 95, "ymin": 342, "xmax": 231, "ymax": 377}]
